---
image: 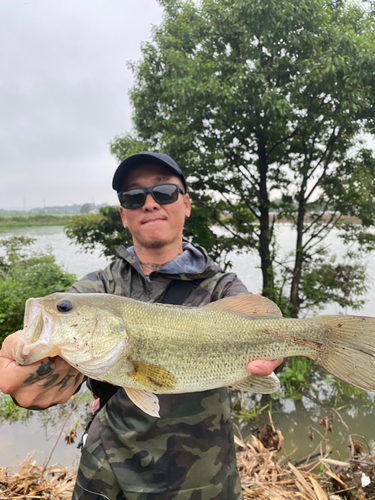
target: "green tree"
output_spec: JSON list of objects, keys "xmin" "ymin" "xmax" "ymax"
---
[
  {"xmin": 65, "ymin": 204, "xmax": 247, "ymax": 268},
  {"xmin": 80, "ymin": 203, "xmax": 91, "ymax": 214},
  {"xmin": 109, "ymin": 0, "xmax": 375, "ymax": 317},
  {"xmin": 66, "ymin": 206, "xmax": 132, "ymax": 259},
  {"xmin": 0, "ymin": 236, "xmax": 76, "ymax": 344}
]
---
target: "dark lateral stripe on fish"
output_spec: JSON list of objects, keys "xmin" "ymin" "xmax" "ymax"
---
[{"xmin": 260, "ymin": 329, "xmax": 324, "ymax": 351}]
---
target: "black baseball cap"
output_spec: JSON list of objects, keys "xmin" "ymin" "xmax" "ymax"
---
[{"xmin": 112, "ymin": 152, "xmax": 187, "ymax": 192}]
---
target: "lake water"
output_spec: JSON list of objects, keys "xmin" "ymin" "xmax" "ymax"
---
[{"xmin": 0, "ymin": 225, "xmax": 374, "ymax": 467}]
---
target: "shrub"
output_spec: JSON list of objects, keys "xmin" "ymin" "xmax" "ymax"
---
[{"xmin": 0, "ymin": 236, "xmax": 76, "ymax": 345}]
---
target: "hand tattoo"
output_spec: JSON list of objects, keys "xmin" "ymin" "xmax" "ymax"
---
[
  {"xmin": 23, "ymin": 360, "xmax": 55, "ymax": 384},
  {"xmin": 22, "ymin": 358, "xmax": 83, "ymax": 392},
  {"xmin": 36, "ymin": 359, "xmax": 55, "ymax": 377},
  {"xmin": 74, "ymin": 372, "xmax": 83, "ymax": 385},
  {"xmin": 56, "ymin": 374, "xmax": 74, "ymax": 391},
  {"xmin": 38, "ymin": 374, "xmax": 59, "ymax": 388}
]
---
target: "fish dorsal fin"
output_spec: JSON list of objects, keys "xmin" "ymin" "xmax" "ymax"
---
[
  {"xmin": 128, "ymin": 361, "xmax": 177, "ymax": 391},
  {"xmin": 204, "ymin": 294, "xmax": 282, "ymax": 318},
  {"xmin": 125, "ymin": 388, "xmax": 160, "ymax": 417},
  {"xmin": 230, "ymin": 372, "xmax": 280, "ymax": 394}
]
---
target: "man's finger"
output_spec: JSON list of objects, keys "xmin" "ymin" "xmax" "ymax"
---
[
  {"xmin": 246, "ymin": 358, "xmax": 283, "ymax": 376},
  {"xmin": 0, "ymin": 330, "xmax": 23, "ymax": 359}
]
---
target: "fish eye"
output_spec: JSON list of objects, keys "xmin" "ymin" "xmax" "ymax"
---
[{"xmin": 57, "ymin": 299, "xmax": 73, "ymax": 313}]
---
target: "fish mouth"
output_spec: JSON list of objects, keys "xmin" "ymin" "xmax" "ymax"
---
[{"xmin": 15, "ymin": 298, "xmax": 61, "ymax": 366}]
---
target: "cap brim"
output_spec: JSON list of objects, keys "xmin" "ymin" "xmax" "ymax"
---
[{"xmin": 112, "ymin": 152, "xmax": 186, "ymax": 192}]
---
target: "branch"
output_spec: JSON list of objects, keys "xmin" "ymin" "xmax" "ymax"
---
[
  {"xmin": 266, "ymin": 127, "xmax": 299, "ymax": 159},
  {"xmin": 236, "ymin": 188, "xmax": 261, "ymax": 222},
  {"xmin": 306, "ymin": 127, "xmax": 342, "ymax": 203},
  {"xmin": 304, "ymin": 115, "xmax": 327, "ymax": 182},
  {"xmin": 238, "ymin": 164, "xmax": 259, "ymax": 191},
  {"xmin": 42, "ymin": 398, "xmax": 78, "ymax": 473},
  {"xmin": 302, "ymin": 200, "xmax": 331, "ymax": 234},
  {"xmin": 331, "ymin": 408, "xmax": 355, "ymax": 458},
  {"xmin": 212, "ymin": 213, "xmax": 258, "ymax": 246},
  {"xmin": 303, "ymin": 213, "xmax": 342, "ymax": 253},
  {"xmin": 207, "ymin": 193, "xmax": 260, "ymax": 246}
]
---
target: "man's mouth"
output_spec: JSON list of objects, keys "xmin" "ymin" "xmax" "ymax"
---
[{"xmin": 141, "ymin": 217, "xmax": 166, "ymax": 224}]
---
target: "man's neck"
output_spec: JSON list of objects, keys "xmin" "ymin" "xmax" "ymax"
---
[{"xmin": 133, "ymin": 241, "xmax": 184, "ymax": 275}]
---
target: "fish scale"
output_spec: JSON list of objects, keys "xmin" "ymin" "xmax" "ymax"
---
[
  {"xmin": 122, "ymin": 311, "xmax": 326, "ymax": 392},
  {"xmin": 16, "ymin": 292, "xmax": 375, "ymax": 417}
]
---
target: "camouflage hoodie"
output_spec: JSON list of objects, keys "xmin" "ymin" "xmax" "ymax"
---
[{"xmin": 71, "ymin": 241, "xmax": 247, "ymax": 500}]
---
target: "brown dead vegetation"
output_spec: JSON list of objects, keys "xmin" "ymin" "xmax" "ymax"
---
[
  {"xmin": 1, "ymin": 413, "xmax": 374, "ymax": 499},
  {"xmin": 236, "ymin": 412, "xmax": 375, "ymax": 499},
  {"xmin": 0, "ymin": 457, "xmax": 76, "ymax": 499},
  {"xmin": 236, "ymin": 431, "xmax": 375, "ymax": 499},
  {"xmin": 2, "ymin": 445, "xmax": 374, "ymax": 499}
]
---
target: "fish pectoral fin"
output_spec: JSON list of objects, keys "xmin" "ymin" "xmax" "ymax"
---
[
  {"xmin": 124, "ymin": 388, "xmax": 160, "ymax": 418},
  {"xmin": 127, "ymin": 361, "xmax": 177, "ymax": 391},
  {"xmin": 230, "ymin": 372, "xmax": 280, "ymax": 394},
  {"xmin": 204, "ymin": 294, "xmax": 282, "ymax": 318}
]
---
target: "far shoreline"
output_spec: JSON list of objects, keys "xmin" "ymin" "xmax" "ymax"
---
[
  {"xmin": 0, "ymin": 211, "xmax": 361, "ymax": 232},
  {"xmin": 0, "ymin": 214, "xmax": 75, "ymax": 230}
]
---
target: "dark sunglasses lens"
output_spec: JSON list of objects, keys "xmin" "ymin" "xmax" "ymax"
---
[
  {"xmin": 152, "ymin": 184, "xmax": 179, "ymax": 205},
  {"xmin": 120, "ymin": 189, "xmax": 146, "ymax": 209}
]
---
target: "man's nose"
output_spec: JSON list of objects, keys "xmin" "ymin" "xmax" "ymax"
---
[{"xmin": 143, "ymin": 192, "xmax": 160, "ymax": 210}]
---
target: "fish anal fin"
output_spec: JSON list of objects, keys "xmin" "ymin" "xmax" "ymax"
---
[
  {"xmin": 128, "ymin": 361, "xmax": 177, "ymax": 391},
  {"xmin": 125, "ymin": 388, "xmax": 160, "ymax": 417},
  {"xmin": 231, "ymin": 372, "xmax": 280, "ymax": 394},
  {"xmin": 204, "ymin": 294, "xmax": 282, "ymax": 318}
]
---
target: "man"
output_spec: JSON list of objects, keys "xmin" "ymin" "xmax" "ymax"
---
[{"xmin": 0, "ymin": 152, "xmax": 282, "ymax": 499}]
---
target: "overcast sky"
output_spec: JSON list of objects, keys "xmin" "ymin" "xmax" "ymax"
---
[{"xmin": 0, "ymin": 0, "xmax": 163, "ymax": 210}]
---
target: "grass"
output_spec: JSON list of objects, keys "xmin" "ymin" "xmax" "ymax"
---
[
  {"xmin": 0, "ymin": 214, "xmax": 76, "ymax": 229},
  {"xmin": 0, "ymin": 394, "xmax": 33, "ymax": 424},
  {"xmin": 277, "ymin": 357, "xmax": 313, "ymax": 399}
]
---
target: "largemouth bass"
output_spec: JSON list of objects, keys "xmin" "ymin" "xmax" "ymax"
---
[{"xmin": 16, "ymin": 292, "xmax": 375, "ymax": 417}]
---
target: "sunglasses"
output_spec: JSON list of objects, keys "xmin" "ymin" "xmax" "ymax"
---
[{"xmin": 118, "ymin": 183, "xmax": 185, "ymax": 210}]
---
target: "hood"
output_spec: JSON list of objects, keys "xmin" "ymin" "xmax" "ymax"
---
[{"xmin": 115, "ymin": 239, "xmax": 222, "ymax": 281}]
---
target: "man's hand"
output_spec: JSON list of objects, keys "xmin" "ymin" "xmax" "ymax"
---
[
  {"xmin": 247, "ymin": 358, "xmax": 283, "ymax": 376},
  {"xmin": 0, "ymin": 330, "xmax": 84, "ymax": 409}
]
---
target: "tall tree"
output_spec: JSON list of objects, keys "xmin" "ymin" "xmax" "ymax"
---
[
  {"xmin": 69, "ymin": 0, "xmax": 375, "ymax": 317},
  {"xmin": 118, "ymin": 0, "xmax": 375, "ymax": 316}
]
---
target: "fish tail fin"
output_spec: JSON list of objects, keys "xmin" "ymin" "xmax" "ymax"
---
[{"xmin": 315, "ymin": 316, "xmax": 375, "ymax": 391}]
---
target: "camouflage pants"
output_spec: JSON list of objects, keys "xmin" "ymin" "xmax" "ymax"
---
[
  {"xmin": 72, "ymin": 408, "xmax": 243, "ymax": 500},
  {"xmin": 72, "ymin": 435, "xmax": 124, "ymax": 500},
  {"xmin": 72, "ymin": 438, "xmax": 243, "ymax": 500}
]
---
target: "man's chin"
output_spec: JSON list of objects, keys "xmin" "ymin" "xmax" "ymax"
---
[{"xmin": 142, "ymin": 239, "xmax": 169, "ymax": 249}]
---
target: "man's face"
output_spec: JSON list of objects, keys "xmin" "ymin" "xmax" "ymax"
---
[{"xmin": 118, "ymin": 164, "xmax": 191, "ymax": 250}]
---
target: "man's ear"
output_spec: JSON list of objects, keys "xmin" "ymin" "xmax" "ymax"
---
[
  {"xmin": 119, "ymin": 206, "xmax": 127, "ymax": 229},
  {"xmin": 184, "ymin": 193, "xmax": 191, "ymax": 219}
]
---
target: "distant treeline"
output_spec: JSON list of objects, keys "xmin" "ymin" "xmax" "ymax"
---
[
  {"xmin": 0, "ymin": 202, "xmax": 108, "ymax": 216},
  {"xmin": 0, "ymin": 213, "xmax": 75, "ymax": 229}
]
